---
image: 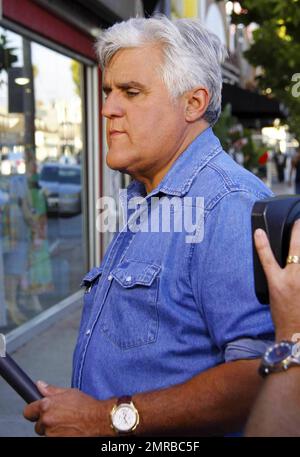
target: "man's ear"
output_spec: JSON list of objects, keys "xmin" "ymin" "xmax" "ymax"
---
[{"xmin": 184, "ymin": 87, "xmax": 210, "ymax": 122}]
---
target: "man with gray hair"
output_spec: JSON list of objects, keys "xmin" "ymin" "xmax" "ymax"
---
[{"xmin": 24, "ymin": 15, "xmax": 274, "ymax": 436}]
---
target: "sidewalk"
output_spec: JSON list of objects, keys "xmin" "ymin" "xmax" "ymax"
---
[
  {"xmin": 0, "ymin": 307, "xmax": 81, "ymax": 437},
  {"xmin": 270, "ymin": 181, "xmax": 295, "ymax": 196}
]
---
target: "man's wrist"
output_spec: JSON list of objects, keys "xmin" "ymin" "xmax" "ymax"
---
[
  {"xmin": 96, "ymin": 398, "xmax": 117, "ymax": 437},
  {"xmin": 275, "ymin": 328, "xmax": 300, "ymax": 342}
]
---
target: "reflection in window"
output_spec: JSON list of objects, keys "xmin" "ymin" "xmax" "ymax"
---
[{"xmin": 0, "ymin": 27, "xmax": 85, "ymax": 331}]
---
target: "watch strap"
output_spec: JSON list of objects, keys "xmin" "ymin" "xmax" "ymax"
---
[{"xmin": 117, "ymin": 395, "xmax": 132, "ymax": 406}]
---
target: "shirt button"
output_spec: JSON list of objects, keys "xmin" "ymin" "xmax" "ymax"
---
[
  {"xmin": 108, "ymin": 274, "xmax": 112, "ymax": 281},
  {"xmin": 126, "ymin": 276, "xmax": 132, "ymax": 282},
  {"xmin": 86, "ymin": 329, "xmax": 91, "ymax": 336}
]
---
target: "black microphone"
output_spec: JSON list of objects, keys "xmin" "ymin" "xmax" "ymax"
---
[{"xmin": 0, "ymin": 336, "xmax": 43, "ymax": 403}]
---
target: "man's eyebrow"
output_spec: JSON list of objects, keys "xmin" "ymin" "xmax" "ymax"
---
[{"xmin": 103, "ymin": 81, "xmax": 147, "ymax": 92}]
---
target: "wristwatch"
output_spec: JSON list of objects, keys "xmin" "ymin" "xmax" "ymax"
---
[
  {"xmin": 259, "ymin": 340, "xmax": 300, "ymax": 377},
  {"xmin": 110, "ymin": 396, "xmax": 139, "ymax": 434}
]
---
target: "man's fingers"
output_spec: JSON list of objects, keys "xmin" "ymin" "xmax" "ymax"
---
[
  {"xmin": 288, "ymin": 219, "xmax": 300, "ymax": 259},
  {"xmin": 254, "ymin": 229, "xmax": 280, "ymax": 281},
  {"xmin": 23, "ymin": 399, "xmax": 43, "ymax": 422},
  {"xmin": 36, "ymin": 380, "xmax": 67, "ymax": 396},
  {"xmin": 35, "ymin": 418, "xmax": 46, "ymax": 436}
]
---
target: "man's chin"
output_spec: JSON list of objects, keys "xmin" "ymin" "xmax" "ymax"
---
[
  {"xmin": 106, "ymin": 158, "xmax": 130, "ymax": 174},
  {"xmin": 106, "ymin": 153, "xmax": 134, "ymax": 173}
]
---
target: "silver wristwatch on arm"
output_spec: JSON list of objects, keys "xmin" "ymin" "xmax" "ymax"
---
[{"xmin": 259, "ymin": 340, "xmax": 300, "ymax": 377}]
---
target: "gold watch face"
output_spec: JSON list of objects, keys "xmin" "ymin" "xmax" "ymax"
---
[{"xmin": 111, "ymin": 403, "xmax": 138, "ymax": 433}]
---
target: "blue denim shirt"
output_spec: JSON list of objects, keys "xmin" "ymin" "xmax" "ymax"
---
[{"xmin": 72, "ymin": 127, "xmax": 274, "ymax": 400}]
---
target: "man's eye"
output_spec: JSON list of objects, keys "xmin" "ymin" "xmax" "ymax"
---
[{"xmin": 126, "ymin": 90, "xmax": 140, "ymax": 97}]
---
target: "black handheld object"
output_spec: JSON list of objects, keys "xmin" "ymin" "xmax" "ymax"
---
[
  {"xmin": 0, "ymin": 352, "xmax": 43, "ymax": 403},
  {"xmin": 252, "ymin": 195, "xmax": 300, "ymax": 304}
]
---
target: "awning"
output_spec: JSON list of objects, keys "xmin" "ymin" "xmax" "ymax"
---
[
  {"xmin": 142, "ymin": 0, "xmax": 160, "ymax": 16},
  {"xmin": 72, "ymin": 0, "xmax": 160, "ymax": 26},
  {"xmin": 222, "ymin": 83, "xmax": 288, "ymax": 126}
]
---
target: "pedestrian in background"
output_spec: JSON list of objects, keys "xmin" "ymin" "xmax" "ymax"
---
[{"xmin": 290, "ymin": 148, "xmax": 300, "ymax": 194}]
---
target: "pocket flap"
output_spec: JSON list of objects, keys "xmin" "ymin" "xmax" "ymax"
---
[
  {"xmin": 111, "ymin": 261, "xmax": 161, "ymax": 288},
  {"xmin": 80, "ymin": 266, "xmax": 103, "ymax": 287}
]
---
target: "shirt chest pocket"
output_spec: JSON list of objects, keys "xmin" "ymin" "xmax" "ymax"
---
[{"xmin": 99, "ymin": 260, "xmax": 161, "ymax": 350}]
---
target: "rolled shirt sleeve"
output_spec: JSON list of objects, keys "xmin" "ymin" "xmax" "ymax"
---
[{"xmin": 224, "ymin": 338, "xmax": 274, "ymax": 362}]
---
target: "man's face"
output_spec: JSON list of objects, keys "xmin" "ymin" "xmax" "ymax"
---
[{"xmin": 102, "ymin": 45, "xmax": 188, "ymax": 183}]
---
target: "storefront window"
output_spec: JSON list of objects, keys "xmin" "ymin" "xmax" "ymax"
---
[{"xmin": 0, "ymin": 27, "xmax": 85, "ymax": 330}]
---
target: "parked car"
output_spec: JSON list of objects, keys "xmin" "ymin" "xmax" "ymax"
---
[{"xmin": 39, "ymin": 163, "xmax": 82, "ymax": 215}]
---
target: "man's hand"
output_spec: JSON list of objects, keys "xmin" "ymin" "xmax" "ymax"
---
[
  {"xmin": 254, "ymin": 219, "xmax": 300, "ymax": 341},
  {"xmin": 23, "ymin": 381, "xmax": 114, "ymax": 437}
]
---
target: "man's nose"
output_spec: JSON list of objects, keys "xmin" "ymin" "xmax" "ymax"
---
[{"xmin": 102, "ymin": 93, "xmax": 124, "ymax": 119}]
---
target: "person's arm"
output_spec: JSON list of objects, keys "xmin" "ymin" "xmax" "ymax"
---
[
  {"xmin": 245, "ymin": 369, "xmax": 300, "ymax": 437},
  {"xmin": 24, "ymin": 358, "xmax": 262, "ymax": 437},
  {"xmin": 290, "ymin": 154, "xmax": 299, "ymax": 184},
  {"xmin": 289, "ymin": 159, "xmax": 294, "ymax": 184},
  {"xmin": 245, "ymin": 219, "xmax": 300, "ymax": 437},
  {"xmin": 291, "ymin": 152, "xmax": 300, "ymax": 179}
]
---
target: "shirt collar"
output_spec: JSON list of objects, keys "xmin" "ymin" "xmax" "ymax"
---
[{"xmin": 125, "ymin": 127, "xmax": 223, "ymax": 200}]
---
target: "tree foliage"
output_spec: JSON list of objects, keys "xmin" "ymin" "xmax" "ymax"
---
[
  {"xmin": 71, "ymin": 60, "xmax": 81, "ymax": 98},
  {"xmin": 221, "ymin": 0, "xmax": 300, "ymax": 141},
  {"xmin": 214, "ymin": 103, "xmax": 266, "ymax": 173}
]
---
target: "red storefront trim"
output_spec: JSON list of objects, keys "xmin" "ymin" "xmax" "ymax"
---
[{"xmin": 2, "ymin": 0, "xmax": 97, "ymax": 61}]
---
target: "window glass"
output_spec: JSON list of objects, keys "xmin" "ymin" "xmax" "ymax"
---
[{"xmin": 0, "ymin": 27, "xmax": 85, "ymax": 331}]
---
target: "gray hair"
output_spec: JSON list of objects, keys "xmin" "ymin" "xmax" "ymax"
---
[{"xmin": 96, "ymin": 15, "xmax": 228, "ymax": 126}]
